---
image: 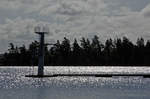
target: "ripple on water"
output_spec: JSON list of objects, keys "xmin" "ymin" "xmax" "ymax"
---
[{"xmin": 0, "ymin": 66, "xmax": 150, "ymax": 90}]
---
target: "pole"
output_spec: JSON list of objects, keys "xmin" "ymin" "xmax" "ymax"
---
[{"xmin": 38, "ymin": 33, "xmax": 44, "ymax": 76}]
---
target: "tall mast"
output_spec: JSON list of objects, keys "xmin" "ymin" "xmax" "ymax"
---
[{"xmin": 34, "ymin": 26, "xmax": 49, "ymax": 76}]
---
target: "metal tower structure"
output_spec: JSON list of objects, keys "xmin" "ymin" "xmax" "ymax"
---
[{"xmin": 34, "ymin": 26, "xmax": 49, "ymax": 76}]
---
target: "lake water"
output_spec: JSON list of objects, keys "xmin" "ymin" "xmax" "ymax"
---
[{"xmin": 1, "ymin": 66, "xmax": 150, "ymax": 99}]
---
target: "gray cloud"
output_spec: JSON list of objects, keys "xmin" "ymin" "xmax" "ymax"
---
[
  {"xmin": 141, "ymin": 4, "xmax": 150, "ymax": 17},
  {"xmin": 104, "ymin": 0, "xmax": 150, "ymax": 11},
  {"xmin": 1, "ymin": 0, "xmax": 150, "ymax": 52}
]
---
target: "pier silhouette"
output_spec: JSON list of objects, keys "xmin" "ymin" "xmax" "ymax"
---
[{"xmin": 25, "ymin": 73, "xmax": 150, "ymax": 78}]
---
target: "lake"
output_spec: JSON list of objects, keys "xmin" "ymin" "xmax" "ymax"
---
[{"xmin": 0, "ymin": 66, "xmax": 150, "ymax": 99}]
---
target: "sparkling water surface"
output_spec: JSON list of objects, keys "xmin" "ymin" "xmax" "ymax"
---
[{"xmin": 0, "ymin": 66, "xmax": 150, "ymax": 99}]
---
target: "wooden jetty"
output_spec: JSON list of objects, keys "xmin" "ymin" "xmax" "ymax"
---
[{"xmin": 25, "ymin": 73, "xmax": 150, "ymax": 78}]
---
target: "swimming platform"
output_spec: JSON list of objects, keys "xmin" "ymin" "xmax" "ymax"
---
[{"xmin": 25, "ymin": 73, "xmax": 150, "ymax": 78}]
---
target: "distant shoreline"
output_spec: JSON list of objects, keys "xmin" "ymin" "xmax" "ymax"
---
[{"xmin": 1, "ymin": 36, "xmax": 150, "ymax": 66}]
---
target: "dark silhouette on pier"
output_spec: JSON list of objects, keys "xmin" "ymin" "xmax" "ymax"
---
[{"xmin": 1, "ymin": 35, "xmax": 150, "ymax": 66}]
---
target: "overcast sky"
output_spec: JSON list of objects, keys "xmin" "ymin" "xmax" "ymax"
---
[{"xmin": 1, "ymin": 0, "xmax": 150, "ymax": 53}]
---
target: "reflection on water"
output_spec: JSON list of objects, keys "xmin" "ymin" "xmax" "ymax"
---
[{"xmin": 0, "ymin": 66, "xmax": 150, "ymax": 99}]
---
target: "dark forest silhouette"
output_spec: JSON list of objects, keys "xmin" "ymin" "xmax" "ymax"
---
[{"xmin": 1, "ymin": 35, "xmax": 150, "ymax": 66}]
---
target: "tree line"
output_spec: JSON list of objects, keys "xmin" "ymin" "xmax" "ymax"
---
[{"xmin": 1, "ymin": 35, "xmax": 150, "ymax": 66}]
